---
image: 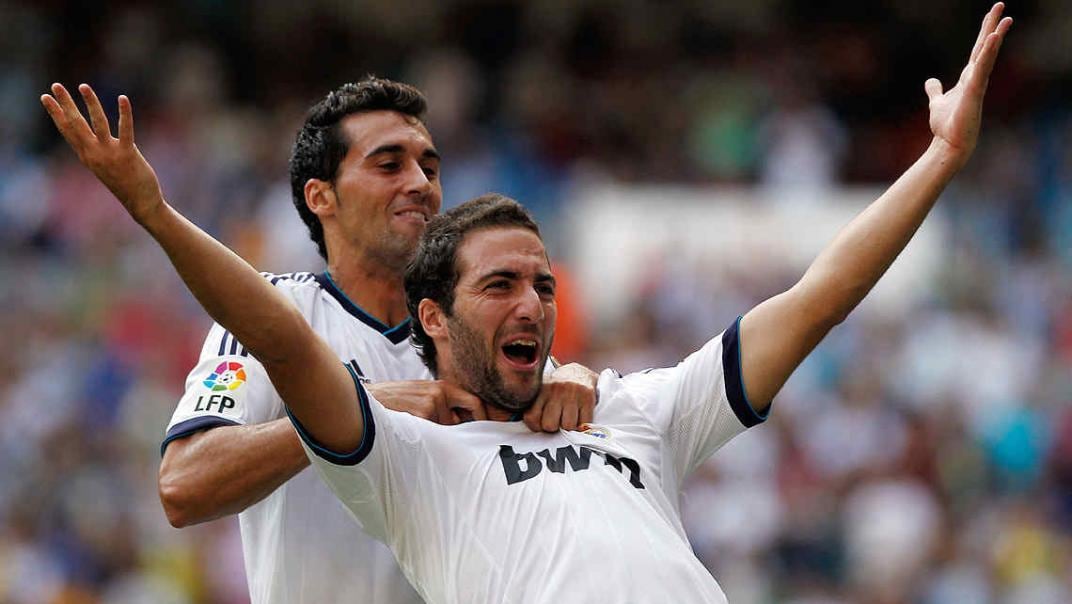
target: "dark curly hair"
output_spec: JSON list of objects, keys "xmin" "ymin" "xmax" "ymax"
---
[
  {"xmin": 405, "ymin": 193, "xmax": 542, "ymax": 375},
  {"xmin": 288, "ymin": 77, "xmax": 428, "ymax": 261}
]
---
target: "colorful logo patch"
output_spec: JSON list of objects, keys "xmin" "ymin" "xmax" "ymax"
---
[
  {"xmin": 578, "ymin": 423, "xmax": 611, "ymax": 439},
  {"xmin": 203, "ymin": 361, "xmax": 247, "ymax": 392}
]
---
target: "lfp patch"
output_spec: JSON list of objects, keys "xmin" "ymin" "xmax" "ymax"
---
[
  {"xmin": 578, "ymin": 423, "xmax": 611, "ymax": 439},
  {"xmin": 204, "ymin": 361, "xmax": 247, "ymax": 392}
]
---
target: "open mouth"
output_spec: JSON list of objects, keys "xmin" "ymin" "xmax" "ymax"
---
[
  {"xmin": 501, "ymin": 339, "xmax": 539, "ymax": 367},
  {"xmin": 394, "ymin": 209, "xmax": 429, "ymax": 223}
]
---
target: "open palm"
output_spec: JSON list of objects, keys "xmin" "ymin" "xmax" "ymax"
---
[
  {"xmin": 926, "ymin": 3, "xmax": 1012, "ymax": 161},
  {"xmin": 41, "ymin": 83, "xmax": 164, "ymax": 224}
]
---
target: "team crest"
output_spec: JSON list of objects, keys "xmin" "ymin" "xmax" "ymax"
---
[
  {"xmin": 203, "ymin": 361, "xmax": 247, "ymax": 392},
  {"xmin": 578, "ymin": 423, "xmax": 611, "ymax": 439}
]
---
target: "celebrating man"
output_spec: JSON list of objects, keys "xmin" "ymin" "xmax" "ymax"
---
[{"xmin": 42, "ymin": 4, "xmax": 1011, "ymax": 602}]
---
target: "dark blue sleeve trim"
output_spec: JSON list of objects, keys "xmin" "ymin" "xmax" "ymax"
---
[
  {"xmin": 160, "ymin": 416, "xmax": 241, "ymax": 456},
  {"xmin": 721, "ymin": 316, "xmax": 769, "ymax": 428},
  {"xmin": 285, "ymin": 364, "xmax": 376, "ymax": 466}
]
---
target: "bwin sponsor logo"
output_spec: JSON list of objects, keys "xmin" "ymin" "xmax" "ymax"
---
[{"xmin": 498, "ymin": 444, "xmax": 645, "ymax": 489}]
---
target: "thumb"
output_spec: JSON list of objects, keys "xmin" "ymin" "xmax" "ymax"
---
[
  {"xmin": 924, "ymin": 78, "xmax": 944, "ymax": 102},
  {"xmin": 444, "ymin": 383, "xmax": 487, "ymax": 422}
]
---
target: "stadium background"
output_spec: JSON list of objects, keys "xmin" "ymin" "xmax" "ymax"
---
[{"xmin": 2, "ymin": 0, "xmax": 1070, "ymax": 602}]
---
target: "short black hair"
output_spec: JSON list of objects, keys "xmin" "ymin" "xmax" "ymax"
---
[
  {"xmin": 405, "ymin": 193, "xmax": 542, "ymax": 375},
  {"xmin": 288, "ymin": 77, "xmax": 428, "ymax": 261}
]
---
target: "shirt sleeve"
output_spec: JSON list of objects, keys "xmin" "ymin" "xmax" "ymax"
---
[
  {"xmin": 289, "ymin": 364, "xmax": 416, "ymax": 543},
  {"xmin": 621, "ymin": 316, "xmax": 769, "ymax": 480},
  {"xmin": 161, "ymin": 322, "xmax": 285, "ymax": 455}
]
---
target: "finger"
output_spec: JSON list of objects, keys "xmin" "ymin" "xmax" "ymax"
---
[
  {"xmin": 523, "ymin": 395, "xmax": 546, "ymax": 432},
  {"xmin": 40, "ymin": 94, "xmax": 65, "ymax": 126},
  {"xmin": 969, "ymin": 20, "xmax": 1012, "ymax": 94},
  {"xmin": 431, "ymin": 392, "xmax": 455, "ymax": 425},
  {"xmin": 578, "ymin": 392, "xmax": 594, "ymax": 426},
  {"xmin": 48, "ymin": 83, "xmax": 94, "ymax": 143},
  {"xmin": 540, "ymin": 397, "xmax": 563, "ymax": 433},
  {"xmin": 970, "ymin": 3, "xmax": 1002, "ymax": 63},
  {"xmin": 78, "ymin": 84, "xmax": 113, "ymax": 140},
  {"xmin": 118, "ymin": 95, "xmax": 134, "ymax": 146},
  {"xmin": 468, "ymin": 401, "xmax": 487, "ymax": 422},
  {"xmin": 558, "ymin": 401, "xmax": 580, "ymax": 432},
  {"xmin": 924, "ymin": 78, "xmax": 943, "ymax": 102},
  {"xmin": 444, "ymin": 385, "xmax": 486, "ymax": 423}
]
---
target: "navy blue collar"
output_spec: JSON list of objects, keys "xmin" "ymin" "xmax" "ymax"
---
[{"xmin": 315, "ymin": 272, "xmax": 412, "ymax": 345}]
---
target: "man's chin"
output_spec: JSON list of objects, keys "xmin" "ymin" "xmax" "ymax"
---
[{"xmin": 486, "ymin": 384, "xmax": 541, "ymax": 413}]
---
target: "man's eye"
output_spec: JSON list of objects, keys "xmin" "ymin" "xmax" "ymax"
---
[
  {"xmin": 487, "ymin": 281, "xmax": 509, "ymax": 290},
  {"xmin": 380, "ymin": 162, "xmax": 400, "ymax": 171},
  {"xmin": 422, "ymin": 166, "xmax": 438, "ymax": 178},
  {"xmin": 537, "ymin": 285, "xmax": 556, "ymax": 297}
]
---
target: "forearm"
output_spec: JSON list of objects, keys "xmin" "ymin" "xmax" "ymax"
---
[
  {"xmin": 741, "ymin": 139, "xmax": 965, "ymax": 408},
  {"xmin": 793, "ymin": 138, "xmax": 963, "ymax": 325},
  {"xmin": 158, "ymin": 419, "xmax": 309, "ymax": 527},
  {"xmin": 138, "ymin": 201, "xmax": 311, "ymax": 363}
]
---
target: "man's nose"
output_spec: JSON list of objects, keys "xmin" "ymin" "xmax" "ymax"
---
[
  {"xmin": 514, "ymin": 286, "xmax": 545, "ymax": 323},
  {"xmin": 403, "ymin": 160, "xmax": 433, "ymax": 196}
]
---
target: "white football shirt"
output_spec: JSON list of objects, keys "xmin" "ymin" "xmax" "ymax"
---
[
  {"xmin": 164, "ymin": 271, "xmax": 429, "ymax": 604},
  {"xmin": 298, "ymin": 317, "xmax": 768, "ymax": 604}
]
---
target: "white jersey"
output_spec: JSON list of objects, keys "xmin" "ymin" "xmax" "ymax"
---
[
  {"xmin": 298, "ymin": 318, "xmax": 767, "ymax": 604},
  {"xmin": 164, "ymin": 271, "xmax": 429, "ymax": 604}
]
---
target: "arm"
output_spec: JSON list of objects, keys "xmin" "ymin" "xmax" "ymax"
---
[
  {"xmin": 158, "ymin": 365, "xmax": 486, "ymax": 527},
  {"xmin": 739, "ymin": 4, "xmax": 1012, "ymax": 410},
  {"xmin": 41, "ymin": 84, "xmax": 362, "ymax": 453},
  {"xmin": 159, "ymin": 419, "xmax": 307, "ymax": 527}
]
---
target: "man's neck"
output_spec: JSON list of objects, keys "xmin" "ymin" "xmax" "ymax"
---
[
  {"xmin": 484, "ymin": 405, "xmax": 518, "ymax": 423},
  {"xmin": 326, "ymin": 257, "xmax": 409, "ymax": 327}
]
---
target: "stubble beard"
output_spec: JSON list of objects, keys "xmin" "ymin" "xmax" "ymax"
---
[
  {"xmin": 447, "ymin": 314, "xmax": 542, "ymax": 413},
  {"xmin": 367, "ymin": 229, "xmax": 421, "ymax": 275}
]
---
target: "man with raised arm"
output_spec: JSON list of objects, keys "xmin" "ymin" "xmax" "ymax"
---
[
  {"xmin": 42, "ymin": 78, "xmax": 596, "ymax": 604},
  {"xmin": 43, "ymin": 5, "xmax": 1011, "ymax": 602}
]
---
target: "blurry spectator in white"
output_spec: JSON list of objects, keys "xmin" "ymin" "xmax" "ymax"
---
[
  {"xmin": 758, "ymin": 69, "xmax": 847, "ymax": 195},
  {"xmin": 843, "ymin": 478, "xmax": 942, "ymax": 598}
]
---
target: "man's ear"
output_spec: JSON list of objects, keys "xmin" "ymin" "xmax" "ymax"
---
[
  {"xmin": 418, "ymin": 298, "xmax": 448, "ymax": 339},
  {"xmin": 304, "ymin": 178, "xmax": 336, "ymax": 218}
]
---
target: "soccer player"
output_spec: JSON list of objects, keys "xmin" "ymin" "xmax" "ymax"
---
[
  {"xmin": 45, "ymin": 79, "xmax": 597, "ymax": 604},
  {"xmin": 42, "ymin": 4, "xmax": 1011, "ymax": 602}
]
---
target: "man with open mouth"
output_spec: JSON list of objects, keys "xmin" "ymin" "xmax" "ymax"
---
[{"xmin": 42, "ymin": 4, "xmax": 1011, "ymax": 601}]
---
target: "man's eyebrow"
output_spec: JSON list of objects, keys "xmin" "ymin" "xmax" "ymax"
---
[
  {"xmin": 535, "ymin": 272, "xmax": 556, "ymax": 287},
  {"xmin": 477, "ymin": 270, "xmax": 520, "ymax": 283},
  {"xmin": 475, "ymin": 270, "xmax": 556, "ymax": 287},
  {"xmin": 364, "ymin": 144, "xmax": 441, "ymax": 161}
]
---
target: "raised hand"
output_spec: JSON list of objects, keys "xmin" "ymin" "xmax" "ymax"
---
[
  {"xmin": 925, "ymin": 3, "xmax": 1013, "ymax": 165},
  {"xmin": 40, "ymin": 83, "xmax": 164, "ymax": 224}
]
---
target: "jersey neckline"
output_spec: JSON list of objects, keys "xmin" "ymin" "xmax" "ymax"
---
[{"xmin": 315, "ymin": 272, "xmax": 412, "ymax": 345}]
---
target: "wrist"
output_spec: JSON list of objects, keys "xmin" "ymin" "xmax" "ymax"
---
[
  {"xmin": 134, "ymin": 195, "xmax": 171, "ymax": 233},
  {"xmin": 926, "ymin": 137, "xmax": 972, "ymax": 172}
]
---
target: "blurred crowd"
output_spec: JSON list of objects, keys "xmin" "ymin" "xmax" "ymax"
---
[{"xmin": 2, "ymin": 0, "xmax": 1070, "ymax": 602}]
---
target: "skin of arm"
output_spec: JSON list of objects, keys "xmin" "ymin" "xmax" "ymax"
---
[
  {"xmin": 158, "ymin": 363, "xmax": 595, "ymax": 527},
  {"xmin": 738, "ymin": 4, "xmax": 1012, "ymax": 411},
  {"xmin": 159, "ymin": 418, "xmax": 307, "ymax": 527},
  {"xmin": 157, "ymin": 378, "xmax": 492, "ymax": 527},
  {"xmin": 42, "ymin": 84, "xmax": 364, "ymax": 455}
]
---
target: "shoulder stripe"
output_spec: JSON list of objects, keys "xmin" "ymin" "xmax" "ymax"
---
[
  {"xmin": 216, "ymin": 331, "xmax": 250, "ymax": 357},
  {"xmin": 348, "ymin": 359, "xmax": 365, "ymax": 377},
  {"xmin": 261, "ymin": 271, "xmax": 317, "ymax": 286}
]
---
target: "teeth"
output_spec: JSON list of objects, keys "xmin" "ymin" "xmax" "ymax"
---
[
  {"xmin": 398, "ymin": 211, "xmax": 426, "ymax": 221},
  {"xmin": 510, "ymin": 340, "xmax": 536, "ymax": 348}
]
